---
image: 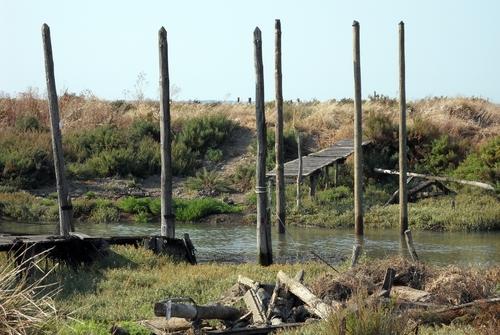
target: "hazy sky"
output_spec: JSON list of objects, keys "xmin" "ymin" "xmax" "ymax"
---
[{"xmin": 1, "ymin": 0, "xmax": 499, "ymax": 102}]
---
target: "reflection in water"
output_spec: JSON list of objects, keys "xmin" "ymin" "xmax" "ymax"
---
[{"xmin": 0, "ymin": 221, "xmax": 498, "ymax": 266}]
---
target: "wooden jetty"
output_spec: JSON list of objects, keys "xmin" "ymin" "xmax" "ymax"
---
[
  {"xmin": 0, "ymin": 233, "xmax": 196, "ymax": 265},
  {"xmin": 266, "ymin": 138, "xmax": 371, "ymax": 179}
]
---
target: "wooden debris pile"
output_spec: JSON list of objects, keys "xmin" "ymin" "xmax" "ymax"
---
[{"xmin": 144, "ymin": 258, "xmax": 499, "ymax": 334}]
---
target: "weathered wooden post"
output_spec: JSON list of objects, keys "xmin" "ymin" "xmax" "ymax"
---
[
  {"xmin": 42, "ymin": 24, "xmax": 72, "ymax": 237},
  {"xmin": 309, "ymin": 173, "xmax": 318, "ymax": 199},
  {"xmin": 275, "ymin": 19, "xmax": 286, "ymax": 234},
  {"xmin": 296, "ymin": 132, "xmax": 303, "ymax": 210},
  {"xmin": 334, "ymin": 162, "xmax": 339, "ymax": 187},
  {"xmin": 159, "ymin": 27, "xmax": 174, "ymax": 238},
  {"xmin": 352, "ymin": 21, "xmax": 364, "ymax": 236},
  {"xmin": 254, "ymin": 27, "xmax": 272, "ymax": 266},
  {"xmin": 399, "ymin": 21, "xmax": 408, "ymax": 235}
]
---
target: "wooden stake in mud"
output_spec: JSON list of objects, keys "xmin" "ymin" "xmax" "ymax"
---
[
  {"xmin": 296, "ymin": 132, "xmax": 303, "ymax": 210},
  {"xmin": 275, "ymin": 19, "xmax": 286, "ymax": 234},
  {"xmin": 159, "ymin": 27, "xmax": 174, "ymax": 238},
  {"xmin": 42, "ymin": 24, "xmax": 72, "ymax": 237},
  {"xmin": 404, "ymin": 229, "xmax": 419, "ymax": 261},
  {"xmin": 254, "ymin": 27, "xmax": 272, "ymax": 266},
  {"xmin": 399, "ymin": 21, "xmax": 408, "ymax": 235},
  {"xmin": 352, "ymin": 21, "xmax": 364, "ymax": 236}
]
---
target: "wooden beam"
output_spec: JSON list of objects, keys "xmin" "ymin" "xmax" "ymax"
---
[
  {"xmin": 41, "ymin": 24, "xmax": 72, "ymax": 237},
  {"xmin": 374, "ymin": 168, "xmax": 494, "ymax": 191},
  {"xmin": 275, "ymin": 19, "xmax": 285, "ymax": 235}
]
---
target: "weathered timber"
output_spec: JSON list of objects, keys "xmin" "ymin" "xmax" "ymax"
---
[
  {"xmin": 277, "ymin": 270, "xmax": 339, "ymax": 319},
  {"xmin": 378, "ymin": 268, "xmax": 396, "ymax": 298},
  {"xmin": 374, "ymin": 168, "xmax": 495, "ymax": 191},
  {"xmin": 154, "ymin": 301, "xmax": 240, "ymax": 321},
  {"xmin": 275, "ymin": 19, "xmax": 285, "ymax": 234},
  {"xmin": 391, "ymin": 286, "xmax": 431, "ymax": 302},
  {"xmin": 254, "ymin": 27, "xmax": 272, "ymax": 266},
  {"xmin": 159, "ymin": 27, "xmax": 174, "ymax": 238},
  {"xmin": 350, "ymin": 244, "xmax": 362, "ymax": 268},
  {"xmin": 140, "ymin": 317, "xmax": 194, "ymax": 334},
  {"xmin": 309, "ymin": 172, "xmax": 318, "ymax": 199},
  {"xmin": 352, "ymin": 20, "xmax": 364, "ymax": 237},
  {"xmin": 386, "ymin": 180, "xmax": 455, "ymax": 205},
  {"xmin": 243, "ymin": 289, "xmax": 267, "ymax": 323},
  {"xmin": 42, "ymin": 24, "xmax": 72, "ymax": 237},
  {"xmin": 404, "ymin": 229, "xmax": 419, "ymax": 262},
  {"xmin": 398, "ymin": 21, "xmax": 408, "ymax": 235},
  {"xmin": 267, "ymin": 270, "xmax": 307, "ymax": 323}
]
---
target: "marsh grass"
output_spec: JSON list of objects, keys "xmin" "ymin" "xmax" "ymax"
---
[
  {"xmin": 39, "ymin": 245, "xmax": 330, "ymax": 333},
  {"xmin": 0, "ymin": 249, "xmax": 59, "ymax": 335}
]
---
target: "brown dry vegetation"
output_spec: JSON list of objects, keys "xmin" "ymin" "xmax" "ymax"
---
[{"xmin": 1, "ymin": 91, "xmax": 498, "ymax": 149}]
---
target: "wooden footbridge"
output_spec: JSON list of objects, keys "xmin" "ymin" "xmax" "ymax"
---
[{"xmin": 266, "ymin": 139, "xmax": 371, "ymax": 195}]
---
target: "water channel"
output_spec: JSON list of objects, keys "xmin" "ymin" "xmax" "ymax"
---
[{"xmin": 1, "ymin": 221, "xmax": 498, "ymax": 266}]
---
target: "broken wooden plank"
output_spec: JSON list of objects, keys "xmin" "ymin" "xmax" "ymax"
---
[
  {"xmin": 243, "ymin": 289, "xmax": 267, "ymax": 323},
  {"xmin": 277, "ymin": 270, "xmax": 339, "ymax": 319},
  {"xmin": 404, "ymin": 229, "xmax": 419, "ymax": 262}
]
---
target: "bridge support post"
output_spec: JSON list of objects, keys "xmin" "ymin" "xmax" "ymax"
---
[
  {"xmin": 352, "ymin": 21, "xmax": 364, "ymax": 237},
  {"xmin": 309, "ymin": 173, "xmax": 318, "ymax": 200},
  {"xmin": 254, "ymin": 27, "xmax": 272, "ymax": 266},
  {"xmin": 398, "ymin": 21, "xmax": 409, "ymax": 235}
]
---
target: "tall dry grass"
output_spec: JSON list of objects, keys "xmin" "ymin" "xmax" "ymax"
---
[
  {"xmin": 1, "ymin": 91, "xmax": 498, "ymax": 149},
  {"xmin": 0, "ymin": 249, "xmax": 59, "ymax": 335}
]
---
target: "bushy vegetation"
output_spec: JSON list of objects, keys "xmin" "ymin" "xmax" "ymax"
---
[
  {"xmin": 185, "ymin": 168, "xmax": 231, "ymax": 196},
  {"xmin": 0, "ymin": 114, "xmax": 236, "ymax": 188},
  {"xmin": 0, "ymin": 193, "xmax": 241, "ymax": 224},
  {"xmin": 118, "ymin": 196, "xmax": 242, "ymax": 222}
]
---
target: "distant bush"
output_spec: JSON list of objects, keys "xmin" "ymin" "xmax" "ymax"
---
[
  {"xmin": 417, "ymin": 135, "xmax": 462, "ymax": 174},
  {"xmin": 251, "ymin": 128, "xmax": 298, "ymax": 170},
  {"xmin": 174, "ymin": 197, "xmax": 241, "ymax": 222},
  {"xmin": 205, "ymin": 148, "xmax": 224, "ymax": 163},
  {"xmin": 185, "ymin": 168, "xmax": 231, "ymax": 196},
  {"xmin": 15, "ymin": 115, "xmax": 43, "ymax": 132},
  {"xmin": 454, "ymin": 136, "xmax": 499, "ymax": 190},
  {"xmin": 232, "ymin": 162, "xmax": 255, "ymax": 191}
]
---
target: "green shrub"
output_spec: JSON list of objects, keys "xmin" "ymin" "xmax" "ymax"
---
[
  {"xmin": 174, "ymin": 197, "xmax": 241, "ymax": 222},
  {"xmin": 232, "ymin": 162, "xmax": 255, "ymax": 191},
  {"xmin": 417, "ymin": 135, "xmax": 462, "ymax": 174},
  {"xmin": 205, "ymin": 148, "xmax": 223, "ymax": 163},
  {"xmin": 454, "ymin": 136, "xmax": 499, "ymax": 189},
  {"xmin": 15, "ymin": 115, "xmax": 43, "ymax": 132},
  {"xmin": 185, "ymin": 168, "xmax": 230, "ymax": 195},
  {"xmin": 129, "ymin": 119, "xmax": 160, "ymax": 142},
  {"xmin": 89, "ymin": 199, "xmax": 120, "ymax": 223}
]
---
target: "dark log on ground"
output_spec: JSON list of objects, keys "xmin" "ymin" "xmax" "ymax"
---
[
  {"xmin": 378, "ymin": 268, "xmax": 396, "ymax": 298},
  {"xmin": 154, "ymin": 301, "xmax": 240, "ymax": 321},
  {"xmin": 205, "ymin": 322, "xmax": 312, "ymax": 334}
]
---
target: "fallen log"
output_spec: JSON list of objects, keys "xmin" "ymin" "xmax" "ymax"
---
[
  {"xmin": 374, "ymin": 168, "xmax": 495, "ymax": 191},
  {"xmin": 154, "ymin": 300, "xmax": 240, "ymax": 321},
  {"xmin": 391, "ymin": 286, "xmax": 431, "ymax": 303},
  {"xmin": 277, "ymin": 271, "xmax": 340, "ymax": 319},
  {"xmin": 404, "ymin": 230, "xmax": 419, "ymax": 262},
  {"xmin": 140, "ymin": 317, "xmax": 194, "ymax": 334}
]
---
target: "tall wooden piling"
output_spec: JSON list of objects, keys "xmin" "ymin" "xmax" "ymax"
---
[
  {"xmin": 159, "ymin": 27, "xmax": 174, "ymax": 238},
  {"xmin": 42, "ymin": 24, "xmax": 72, "ymax": 237},
  {"xmin": 254, "ymin": 27, "xmax": 272, "ymax": 266},
  {"xmin": 398, "ymin": 21, "xmax": 408, "ymax": 235},
  {"xmin": 296, "ymin": 132, "xmax": 303, "ymax": 210},
  {"xmin": 275, "ymin": 19, "xmax": 285, "ymax": 234},
  {"xmin": 352, "ymin": 21, "xmax": 364, "ymax": 236}
]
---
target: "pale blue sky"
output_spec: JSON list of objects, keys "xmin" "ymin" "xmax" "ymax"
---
[{"xmin": 1, "ymin": 0, "xmax": 499, "ymax": 102}]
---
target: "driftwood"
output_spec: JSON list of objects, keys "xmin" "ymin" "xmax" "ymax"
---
[
  {"xmin": 140, "ymin": 317, "xmax": 194, "ymax": 334},
  {"xmin": 154, "ymin": 301, "xmax": 240, "ymax": 321},
  {"xmin": 277, "ymin": 271, "xmax": 339, "ymax": 319},
  {"xmin": 374, "ymin": 168, "xmax": 495, "ymax": 191},
  {"xmin": 351, "ymin": 244, "xmax": 362, "ymax": 268}
]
